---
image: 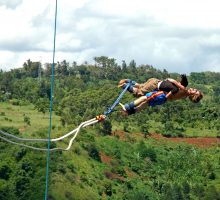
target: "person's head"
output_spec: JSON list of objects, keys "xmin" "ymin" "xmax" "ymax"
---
[{"xmin": 188, "ymin": 88, "xmax": 203, "ymax": 103}]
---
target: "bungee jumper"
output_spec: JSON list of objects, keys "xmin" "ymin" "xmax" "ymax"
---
[{"xmin": 118, "ymin": 75, "xmax": 203, "ymax": 115}]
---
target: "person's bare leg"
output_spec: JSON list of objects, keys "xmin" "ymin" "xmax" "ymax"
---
[
  {"xmin": 119, "ymin": 95, "xmax": 149, "ymax": 115},
  {"xmin": 119, "ymin": 96, "xmax": 147, "ymax": 111},
  {"xmin": 133, "ymin": 96, "xmax": 148, "ymax": 106}
]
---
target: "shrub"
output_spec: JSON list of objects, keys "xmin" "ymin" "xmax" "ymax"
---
[
  {"xmin": 0, "ymin": 112, "xmax": 5, "ymax": 116},
  {"xmin": 208, "ymin": 171, "xmax": 216, "ymax": 180},
  {"xmin": 0, "ymin": 126, "xmax": 20, "ymax": 135},
  {"xmin": 86, "ymin": 143, "xmax": 101, "ymax": 162},
  {"xmin": 137, "ymin": 141, "xmax": 157, "ymax": 162},
  {"xmin": 0, "ymin": 164, "xmax": 12, "ymax": 180},
  {"xmin": 10, "ymin": 99, "xmax": 20, "ymax": 106},
  {"xmin": 102, "ymin": 120, "xmax": 112, "ymax": 135},
  {"xmin": 141, "ymin": 147, "xmax": 157, "ymax": 162},
  {"xmin": 15, "ymin": 148, "xmax": 27, "ymax": 161},
  {"xmin": 24, "ymin": 115, "xmax": 31, "ymax": 126},
  {"xmin": 141, "ymin": 124, "xmax": 150, "ymax": 138}
]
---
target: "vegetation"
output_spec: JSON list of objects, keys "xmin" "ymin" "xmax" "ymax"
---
[{"xmin": 0, "ymin": 57, "xmax": 219, "ymax": 199}]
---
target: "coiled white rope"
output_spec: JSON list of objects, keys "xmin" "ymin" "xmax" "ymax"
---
[{"xmin": 0, "ymin": 117, "xmax": 102, "ymax": 151}]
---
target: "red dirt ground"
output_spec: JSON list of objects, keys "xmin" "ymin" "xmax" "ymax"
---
[
  {"xmin": 150, "ymin": 133, "xmax": 220, "ymax": 148},
  {"xmin": 100, "ymin": 151, "xmax": 112, "ymax": 165},
  {"xmin": 104, "ymin": 171, "xmax": 125, "ymax": 181},
  {"xmin": 100, "ymin": 151, "xmax": 135, "ymax": 180},
  {"xmin": 112, "ymin": 130, "xmax": 220, "ymax": 148},
  {"xmin": 19, "ymin": 127, "xmax": 25, "ymax": 132}
]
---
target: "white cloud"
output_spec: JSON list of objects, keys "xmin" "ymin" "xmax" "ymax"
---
[
  {"xmin": 0, "ymin": 0, "xmax": 220, "ymax": 73},
  {"xmin": 0, "ymin": 0, "xmax": 23, "ymax": 9}
]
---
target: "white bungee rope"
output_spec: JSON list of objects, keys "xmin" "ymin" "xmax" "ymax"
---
[{"xmin": 0, "ymin": 116, "xmax": 104, "ymax": 151}]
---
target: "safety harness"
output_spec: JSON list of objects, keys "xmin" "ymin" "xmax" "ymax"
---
[
  {"xmin": 146, "ymin": 91, "xmax": 167, "ymax": 107},
  {"xmin": 124, "ymin": 90, "xmax": 167, "ymax": 115}
]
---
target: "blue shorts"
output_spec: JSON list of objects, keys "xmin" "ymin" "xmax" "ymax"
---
[{"xmin": 146, "ymin": 91, "xmax": 167, "ymax": 107}]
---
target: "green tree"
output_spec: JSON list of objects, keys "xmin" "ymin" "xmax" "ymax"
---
[
  {"xmin": 35, "ymin": 98, "xmax": 49, "ymax": 115},
  {"xmin": 86, "ymin": 143, "xmax": 101, "ymax": 162},
  {"xmin": 129, "ymin": 59, "xmax": 136, "ymax": 73},
  {"xmin": 0, "ymin": 164, "xmax": 11, "ymax": 180},
  {"xmin": 24, "ymin": 115, "xmax": 31, "ymax": 126},
  {"xmin": 141, "ymin": 124, "xmax": 150, "ymax": 138},
  {"xmin": 102, "ymin": 120, "xmax": 112, "ymax": 135},
  {"xmin": 122, "ymin": 60, "xmax": 127, "ymax": 71}
]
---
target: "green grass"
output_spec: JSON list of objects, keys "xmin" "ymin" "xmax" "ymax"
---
[
  {"xmin": 112, "ymin": 119, "xmax": 218, "ymax": 137},
  {"xmin": 0, "ymin": 102, "xmax": 62, "ymax": 137},
  {"xmin": 185, "ymin": 127, "xmax": 218, "ymax": 137}
]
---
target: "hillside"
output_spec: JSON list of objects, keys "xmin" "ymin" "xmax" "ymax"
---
[{"xmin": 0, "ymin": 58, "xmax": 220, "ymax": 200}]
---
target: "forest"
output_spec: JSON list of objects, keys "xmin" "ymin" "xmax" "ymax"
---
[{"xmin": 0, "ymin": 56, "xmax": 220, "ymax": 200}]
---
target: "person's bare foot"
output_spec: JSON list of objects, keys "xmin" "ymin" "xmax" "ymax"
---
[
  {"xmin": 119, "ymin": 103, "xmax": 128, "ymax": 116},
  {"xmin": 118, "ymin": 79, "xmax": 129, "ymax": 88},
  {"xmin": 119, "ymin": 103, "xmax": 126, "ymax": 111}
]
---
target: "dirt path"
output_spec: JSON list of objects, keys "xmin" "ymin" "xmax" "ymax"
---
[
  {"xmin": 150, "ymin": 133, "xmax": 220, "ymax": 148},
  {"xmin": 112, "ymin": 130, "xmax": 220, "ymax": 148}
]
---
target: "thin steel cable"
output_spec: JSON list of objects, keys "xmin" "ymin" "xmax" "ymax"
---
[{"xmin": 44, "ymin": 0, "xmax": 58, "ymax": 199}]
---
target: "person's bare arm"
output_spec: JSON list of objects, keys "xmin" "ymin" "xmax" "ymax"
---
[
  {"xmin": 167, "ymin": 78, "xmax": 185, "ymax": 90},
  {"xmin": 165, "ymin": 91, "xmax": 172, "ymax": 98}
]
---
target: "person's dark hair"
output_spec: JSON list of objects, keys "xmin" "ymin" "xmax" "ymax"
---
[
  {"xmin": 180, "ymin": 74, "xmax": 188, "ymax": 87},
  {"xmin": 189, "ymin": 91, "xmax": 203, "ymax": 103}
]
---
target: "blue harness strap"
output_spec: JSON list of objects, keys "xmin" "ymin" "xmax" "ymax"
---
[
  {"xmin": 146, "ymin": 91, "xmax": 167, "ymax": 107},
  {"xmin": 104, "ymin": 83, "xmax": 130, "ymax": 115}
]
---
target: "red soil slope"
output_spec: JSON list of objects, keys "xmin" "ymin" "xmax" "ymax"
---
[{"xmin": 112, "ymin": 130, "xmax": 220, "ymax": 148}]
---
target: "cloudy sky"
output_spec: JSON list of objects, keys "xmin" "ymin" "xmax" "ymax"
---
[{"xmin": 0, "ymin": 0, "xmax": 220, "ymax": 73}]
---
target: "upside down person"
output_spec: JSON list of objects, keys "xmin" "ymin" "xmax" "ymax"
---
[
  {"xmin": 120, "ymin": 88, "xmax": 203, "ymax": 115},
  {"xmin": 119, "ymin": 87, "xmax": 203, "ymax": 115}
]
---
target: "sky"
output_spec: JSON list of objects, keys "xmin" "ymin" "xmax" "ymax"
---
[{"xmin": 0, "ymin": 0, "xmax": 220, "ymax": 73}]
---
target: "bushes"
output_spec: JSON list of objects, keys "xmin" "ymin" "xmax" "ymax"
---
[
  {"xmin": 161, "ymin": 183, "xmax": 185, "ymax": 200},
  {"xmin": 0, "ymin": 181, "xmax": 16, "ymax": 200},
  {"xmin": 23, "ymin": 115, "xmax": 31, "ymax": 126},
  {"xmin": 141, "ymin": 124, "xmax": 150, "ymax": 138},
  {"xmin": 0, "ymin": 126, "xmax": 20, "ymax": 135},
  {"xmin": 10, "ymin": 99, "xmax": 29, "ymax": 106},
  {"xmin": 86, "ymin": 143, "xmax": 101, "ymax": 162},
  {"xmin": 161, "ymin": 122, "xmax": 186, "ymax": 138},
  {"xmin": 137, "ymin": 141, "xmax": 157, "ymax": 162},
  {"xmin": 124, "ymin": 185, "xmax": 158, "ymax": 200},
  {"xmin": 0, "ymin": 164, "xmax": 12, "ymax": 180},
  {"xmin": 15, "ymin": 148, "xmax": 27, "ymax": 161},
  {"xmin": 101, "ymin": 120, "xmax": 112, "ymax": 136},
  {"xmin": 203, "ymin": 185, "xmax": 220, "ymax": 200}
]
